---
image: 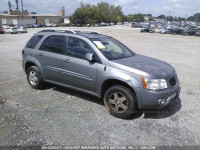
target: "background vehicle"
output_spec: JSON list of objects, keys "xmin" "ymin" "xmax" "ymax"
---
[
  {"xmin": 0, "ymin": 27, "xmax": 5, "ymax": 34},
  {"xmin": 195, "ymin": 31, "xmax": 200, "ymax": 36},
  {"xmin": 17, "ymin": 26, "xmax": 27, "ymax": 33},
  {"xmin": 154, "ymin": 27, "xmax": 163, "ymax": 33},
  {"xmin": 170, "ymin": 28, "xmax": 184, "ymax": 35},
  {"xmin": 94, "ymin": 23, "xmax": 101, "ymax": 27},
  {"xmin": 32, "ymin": 24, "xmax": 40, "ymax": 28},
  {"xmin": 160, "ymin": 29, "xmax": 172, "ymax": 34},
  {"xmin": 52, "ymin": 24, "xmax": 58, "ymax": 27},
  {"xmin": 140, "ymin": 28, "xmax": 150, "ymax": 32},
  {"xmin": 22, "ymin": 29, "xmax": 180, "ymax": 119},
  {"xmin": 131, "ymin": 22, "xmax": 139, "ymax": 28},
  {"xmin": 4, "ymin": 27, "xmax": 18, "ymax": 34},
  {"xmin": 181, "ymin": 29, "xmax": 196, "ymax": 36},
  {"xmin": 2, "ymin": 24, "xmax": 10, "ymax": 29}
]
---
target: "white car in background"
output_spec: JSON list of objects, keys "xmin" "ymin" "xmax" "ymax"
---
[
  {"xmin": 2, "ymin": 25, "xmax": 10, "ymax": 29},
  {"xmin": 17, "ymin": 26, "xmax": 27, "ymax": 33},
  {"xmin": 46, "ymin": 23, "xmax": 53, "ymax": 27},
  {"xmin": 154, "ymin": 27, "xmax": 163, "ymax": 33},
  {"xmin": 4, "ymin": 27, "xmax": 18, "ymax": 34}
]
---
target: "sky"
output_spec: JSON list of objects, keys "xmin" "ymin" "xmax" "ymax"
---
[{"xmin": 0, "ymin": 0, "xmax": 200, "ymax": 17}]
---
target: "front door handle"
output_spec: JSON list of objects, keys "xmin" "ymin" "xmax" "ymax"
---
[
  {"xmin": 64, "ymin": 59, "xmax": 71, "ymax": 63},
  {"xmin": 39, "ymin": 53, "xmax": 44, "ymax": 56}
]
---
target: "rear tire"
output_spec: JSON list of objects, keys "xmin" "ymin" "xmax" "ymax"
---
[
  {"xmin": 27, "ymin": 66, "xmax": 43, "ymax": 89},
  {"xmin": 104, "ymin": 85, "xmax": 137, "ymax": 119}
]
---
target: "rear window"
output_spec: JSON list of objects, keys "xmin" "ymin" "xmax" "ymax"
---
[{"xmin": 26, "ymin": 35, "xmax": 43, "ymax": 49}]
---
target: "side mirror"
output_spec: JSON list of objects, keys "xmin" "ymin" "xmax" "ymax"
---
[{"xmin": 85, "ymin": 53, "xmax": 96, "ymax": 63}]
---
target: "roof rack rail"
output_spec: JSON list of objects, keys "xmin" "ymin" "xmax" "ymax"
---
[
  {"xmin": 39, "ymin": 29, "xmax": 77, "ymax": 34},
  {"xmin": 39, "ymin": 29, "xmax": 100, "ymax": 35},
  {"xmin": 75, "ymin": 30, "xmax": 100, "ymax": 34}
]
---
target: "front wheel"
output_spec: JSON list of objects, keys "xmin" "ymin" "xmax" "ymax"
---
[
  {"xmin": 104, "ymin": 85, "xmax": 137, "ymax": 119},
  {"xmin": 27, "ymin": 66, "xmax": 43, "ymax": 89}
]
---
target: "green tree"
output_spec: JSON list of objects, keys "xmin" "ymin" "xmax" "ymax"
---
[
  {"xmin": 70, "ymin": 2, "xmax": 125, "ymax": 25},
  {"xmin": 125, "ymin": 14, "xmax": 145, "ymax": 22},
  {"xmin": 167, "ymin": 16, "xmax": 173, "ymax": 21},
  {"xmin": 187, "ymin": 13, "xmax": 200, "ymax": 21},
  {"xmin": 157, "ymin": 14, "xmax": 166, "ymax": 19}
]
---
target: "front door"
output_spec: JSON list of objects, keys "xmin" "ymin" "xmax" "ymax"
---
[{"xmin": 62, "ymin": 37, "xmax": 97, "ymax": 92}]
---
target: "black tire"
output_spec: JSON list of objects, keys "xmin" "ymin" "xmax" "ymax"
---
[
  {"xmin": 27, "ymin": 66, "xmax": 43, "ymax": 89},
  {"xmin": 104, "ymin": 85, "xmax": 137, "ymax": 119}
]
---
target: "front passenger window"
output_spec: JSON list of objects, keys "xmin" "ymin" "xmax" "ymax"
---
[{"xmin": 66, "ymin": 37, "xmax": 93, "ymax": 59}]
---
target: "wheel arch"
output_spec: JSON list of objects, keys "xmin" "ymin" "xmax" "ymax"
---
[
  {"xmin": 25, "ymin": 62, "xmax": 37, "ymax": 73},
  {"xmin": 101, "ymin": 79, "xmax": 138, "ymax": 103},
  {"xmin": 25, "ymin": 58, "xmax": 43, "ymax": 75}
]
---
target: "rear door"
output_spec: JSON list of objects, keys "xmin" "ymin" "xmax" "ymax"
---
[
  {"xmin": 62, "ymin": 37, "xmax": 97, "ymax": 92},
  {"xmin": 37, "ymin": 35, "xmax": 66, "ymax": 82}
]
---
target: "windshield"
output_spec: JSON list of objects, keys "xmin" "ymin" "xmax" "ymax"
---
[{"xmin": 91, "ymin": 37, "xmax": 134, "ymax": 60}]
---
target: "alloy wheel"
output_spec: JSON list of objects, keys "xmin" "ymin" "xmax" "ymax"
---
[
  {"xmin": 29, "ymin": 71, "xmax": 38, "ymax": 86},
  {"xmin": 109, "ymin": 92, "xmax": 128, "ymax": 113}
]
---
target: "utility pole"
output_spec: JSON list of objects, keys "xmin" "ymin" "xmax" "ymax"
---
[
  {"xmin": 168, "ymin": 11, "xmax": 171, "ymax": 21},
  {"xmin": 21, "ymin": 0, "xmax": 23, "ymax": 11},
  {"xmin": 15, "ymin": 0, "xmax": 19, "ymax": 11}
]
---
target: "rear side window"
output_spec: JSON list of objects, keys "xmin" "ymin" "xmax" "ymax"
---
[
  {"xmin": 39, "ymin": 35, "xmax": 65, "ymax": 54},
  {"xmin": 26, "ymin": 35, "xmax": 43, "ymax": 49}
]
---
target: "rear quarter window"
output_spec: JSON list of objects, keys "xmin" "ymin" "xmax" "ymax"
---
[{"xmin": 26, "ymin": 35, "xmax": 43, "ymax": 49}]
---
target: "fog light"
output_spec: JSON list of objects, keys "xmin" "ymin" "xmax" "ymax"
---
[{"xmin": 158, "ymin": 99, "xmax": 166, "ymax": 105}]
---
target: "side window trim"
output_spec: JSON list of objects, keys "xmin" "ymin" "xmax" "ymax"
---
[{"xmin": 35, "ymin": 35, "xmax": 47, "ymax": 50}]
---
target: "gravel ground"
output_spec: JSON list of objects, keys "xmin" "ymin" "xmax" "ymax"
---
[{"xmin": 0, "ymin": 26, "xmax": 200, "ymax": 148}]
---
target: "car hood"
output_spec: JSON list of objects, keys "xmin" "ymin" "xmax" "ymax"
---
[{"xmin": 109, "ymin": 55, "xmax": 176, "ymax": 79}]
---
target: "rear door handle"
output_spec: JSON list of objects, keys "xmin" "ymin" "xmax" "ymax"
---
[
  {"xmin": 64, "ymin": 59, "xmax": 71, "ymax": 63},
  {"xmin": 39, "ymin": 53, "xmax": 44, "ymax": 56}
]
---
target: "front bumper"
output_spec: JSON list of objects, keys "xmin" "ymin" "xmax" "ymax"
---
[{"xmin": 136, "ymin": 84, "xmax": 181, "ymax": 110}]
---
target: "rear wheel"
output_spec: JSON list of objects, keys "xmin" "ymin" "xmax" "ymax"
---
[
  {"xmin": 104, "ymin": 85, "xmax": 137, "ymax": 119},
  {"xmin": 27, "ymin": 66, "xmax": 43, "ymax": 89}
]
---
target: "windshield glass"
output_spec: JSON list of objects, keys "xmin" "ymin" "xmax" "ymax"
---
[{"xmin": 91, "ymin": 37, "xmax": 134, "ymax": 60}]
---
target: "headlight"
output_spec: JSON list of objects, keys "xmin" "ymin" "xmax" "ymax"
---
[{"xmin": 142, "ymin": 77, "xmax": 167, "ymax": 90}]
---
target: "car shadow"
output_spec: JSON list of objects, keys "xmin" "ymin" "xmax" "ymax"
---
[
  {"xmin": 142, "ymin": 97, "xmax": 182, "ymax": 119},
  {"xmin": 44, "ymin": 83, "xmax": 104, "ymax": 106},
  {"xmin": 41, "ymin": 84, "xmax": 182, "ymax": 120},
  {"xmin": 122, "ymin": 97, "xmax": 182, "ymax": 120}
]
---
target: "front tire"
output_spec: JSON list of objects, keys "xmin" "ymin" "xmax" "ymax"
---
[
  {"xmin": 104, "ymin": 85, "xmax": 137, "ymax": 119},
  {"xmin": 27, "ymin": 66, "xmax": 43, "ymax": 89}
]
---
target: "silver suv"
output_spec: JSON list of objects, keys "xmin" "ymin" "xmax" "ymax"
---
[{"xmin": 22, "ymin": 29, "xmax": 181, "ymax": 118}]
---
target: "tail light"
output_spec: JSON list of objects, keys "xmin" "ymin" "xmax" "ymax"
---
[{"xmin": 22, "ymin": 50, "xmax": 24, "ymax": 56}]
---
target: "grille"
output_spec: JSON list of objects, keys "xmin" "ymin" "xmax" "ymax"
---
[{"xmin": 169, "ymin": 77, "xmax": 177, "ymax": 87}]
